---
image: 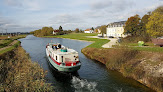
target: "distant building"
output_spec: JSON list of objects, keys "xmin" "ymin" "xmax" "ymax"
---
[
  {"xmin": 94, "ymin": 26, "xmax": 101, "ymax": 33},
  {"xmin": 84, "ymin": 29, "xmax": 94, "ymax": 33},
  {"xmin": 107, "ymin": 21, "xmax": 127, "ymax": 38},
  {"xmin": 53, "ymin": 30, "xmax": 59, "ymax": 35}
]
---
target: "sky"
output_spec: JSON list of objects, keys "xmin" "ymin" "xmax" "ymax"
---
[{"xmin": 0, "ymin": 0, "xmax": 162, "ymax": 32}]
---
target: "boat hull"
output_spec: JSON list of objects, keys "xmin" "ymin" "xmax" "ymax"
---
[{"xmin": 47, "ymin": 55, "xmax": 81, "ymax": 72}]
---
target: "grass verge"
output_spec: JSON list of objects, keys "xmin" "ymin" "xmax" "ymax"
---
[{"xmin": 44, "ymin": 33, "xmax": 109, "ymax": 48}]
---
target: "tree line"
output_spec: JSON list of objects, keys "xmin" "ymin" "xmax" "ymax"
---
[
  {"xmin": 124, "ymin": 6, "xmax": 163, "ymax": 38},
  {"xmin": 30, "ymin": 26, "xmax": 85, "ymax": 37}
]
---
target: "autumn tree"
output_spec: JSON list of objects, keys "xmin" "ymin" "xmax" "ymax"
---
[
  {"xmin": 146, "ymin": 6, "xmax": 163, "ymax": 37},
  {"xmin": 124, "ymin": 14, "xmax": 141, "ymax": 36},
  {"xmin": 74, "ymin": 28, "xmax": 79, "ymax": 33},
  {"xmin": 95, "ymin": 29, "xmax": 98, "ymax": 33},
  {"xmin": 138, "ymin": 14, "xmax": 150, "ymax": 36},
  {"xmin": 100, "ymin": 25, "xmax": 106, "ymax": 36}
]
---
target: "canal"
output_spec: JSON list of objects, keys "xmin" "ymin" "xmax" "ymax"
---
[{"xmin": 19, "ymin": 35, "xmax": 153, "ymax": 92}]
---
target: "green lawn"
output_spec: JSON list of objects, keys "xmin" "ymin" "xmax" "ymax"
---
[
  {"xmin": 44, "ymin": 33, "xmax": 109, "ymax": 48},
  {"xmin": 122, "ymin": 42, "xmax": 155, "ymax": 46},
  {"xmin": 119, "ymin": 42, "xmax": 163, "ymax": 52},
  {"xmin": 130, "ymin": 46, "xmax": 163, "ymax": 52}
]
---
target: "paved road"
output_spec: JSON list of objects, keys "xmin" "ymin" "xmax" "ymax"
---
[{"xmin": 86, "ymin": 36, "xmax": 118, "ymax": 48}]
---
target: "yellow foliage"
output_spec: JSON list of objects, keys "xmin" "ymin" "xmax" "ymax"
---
[{"xmin": 146, "ymin": 7, "xmax": 163, "ymax": 37}]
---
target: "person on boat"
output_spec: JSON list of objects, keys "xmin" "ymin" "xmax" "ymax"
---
[
  {"xmin": 58, "ymin": 44, "xmax": 61, "ymax": 48},
  {"xmin": 55, "ymin": 46, "xmax": 57, "ymax": 49}
]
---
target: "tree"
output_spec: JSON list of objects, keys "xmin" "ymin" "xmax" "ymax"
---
[
  {"xmin": 95, "ymin": 29, "xmax": 98, "ymax": 33},
  {"xmin": 59, "ymin": 26, "xmax": 63, "ymax": 32},
  {"xmin": 124, "ymin": 14, "xmax": 141, "ymax": 36},
  {"xmin": 74, "ymin": 28, "xmax": 79, "ymax": 33},
  {"xmin": 138, "ymin": 14, "xmax": 150, "ymax": 36},
  {"xmin": 91, "ymin": 27, "xmax": 94, "ymax": 31},
  {"xmin": 146, "ymin": 6, "xmax": 163, "ymax": 37},
  {"xmin": 30, "ymin": 31, "xmax": 34, "ymax": 34},
  {"xmin": 80, "ymin": 29, "xmax": 84, "ymax": 33},
  {"xmin": 99, "ymin": 25, "xmax": 106, "ymax": 36}
]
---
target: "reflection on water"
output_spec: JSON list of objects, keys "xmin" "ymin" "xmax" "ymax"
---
[{"xmin": 19, "ymin": 35, "xmax": 154, "ymax": 92}]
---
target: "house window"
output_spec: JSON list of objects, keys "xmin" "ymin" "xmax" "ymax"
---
[{"xmin": 56, "ymin": 56, "xmax": 57, "ymax": 60}]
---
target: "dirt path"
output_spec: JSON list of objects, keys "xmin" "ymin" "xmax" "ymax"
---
[{"xmin": 0, "ymin": 40, "xmax": 18, "ymax": 51}]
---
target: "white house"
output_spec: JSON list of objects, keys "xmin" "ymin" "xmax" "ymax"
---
[
  {"xmin": 53, "ymin": 30, "xmax": 59, "ymax": 35},
  {"xmin": 107, "ymin": 21, "xmax": 127, "ymax": 38},
  {"xmin": 84, "ymin": 29, "xmax": 94, "ymax": 33}
]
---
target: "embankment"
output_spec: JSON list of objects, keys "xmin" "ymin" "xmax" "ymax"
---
[
  {"xmin": 0, "ymin": 45, "xmax": 53, "ymax": 91},
  {"xmin": 82, "ymin": 47, "xmax": 163, "ymax": 92}
]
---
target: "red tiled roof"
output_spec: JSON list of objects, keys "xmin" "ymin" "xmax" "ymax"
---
[
  {"xmin": 53, "ymin": 30, "xmax": 59, "ymax": 32},
  {"xmin": 85, "ymin": 29, "xmax": 91, "ymax": 31}
]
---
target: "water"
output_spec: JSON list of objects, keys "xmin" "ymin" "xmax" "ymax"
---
[{"xmin": 19, "ymin": 35, "xmax": 154, "ymax": 92}]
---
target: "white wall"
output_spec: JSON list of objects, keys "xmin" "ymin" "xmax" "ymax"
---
[
  {"xmin": 84, "ymin": 30, "xmax": 93, "ymax": 33},
  {"xmin": 107, "ymin": 27, "xmax": 127, "ymax": 37}
]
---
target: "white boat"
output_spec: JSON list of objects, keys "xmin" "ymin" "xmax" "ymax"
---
[{"xmin": 46, "ymin": 43, "xmax": 81, "ymax": 72}]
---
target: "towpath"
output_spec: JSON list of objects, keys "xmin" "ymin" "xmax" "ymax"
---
[{"xmin": 0, "ymin": 40, "xmax": 18, "ymax": 51}]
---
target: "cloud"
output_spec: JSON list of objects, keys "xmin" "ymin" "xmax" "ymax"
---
[
  {"xmin": 1, "ymin": 0, "xmax": 162, "ymax": 31},
  {"xmin": 51, "ymin": 14, "xmax": 85, "ymax": 24},
  {"xmin": 91, "ymin": 0, "xmax": 113, "ymax": 9},
  {"xmin": 49, "ymin": 14, "xmax": 88, "ymax": 29},
  {"xmin": 4, "ymin": 0, "xmax": 42, "ymax": 11},
  {"xmin": 0, "ymin": 16, "xmax": 10, "ymax": 27},
  {"xmin": 91, "ymin": 0, "xmax": 134, "ymax": 12}
]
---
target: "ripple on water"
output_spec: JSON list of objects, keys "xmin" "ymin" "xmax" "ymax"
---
[{"xmin": 71, "ymin": 76, "xmax": 100, "ymax": 92}]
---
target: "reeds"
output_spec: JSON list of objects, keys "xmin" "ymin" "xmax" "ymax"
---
[{"xmin": 0, "ymin": 47, "xmax": 54, "ymax": 91}]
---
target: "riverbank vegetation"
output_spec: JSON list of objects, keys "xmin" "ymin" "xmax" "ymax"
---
[
  {"xmin": 0, "ymin": 35, "xmax": 27, "ymax": 55},
  {"xmin": 44, "ymin": 33, "xmax": 109, "ymax": 48},
  {"xmin": 121, "ymin": 6, "xmax": 162, "ymax": 46},
  {"xmin": 31, "ymin": 26, "xmax": 78, "ymax": 37},
  {"xmin": 82, "ymin": 47, "xmax": 163, "ymax": 92},
  {"xmin": 0, "ymin": 47, "xmax": 53, "ymax": 91}
]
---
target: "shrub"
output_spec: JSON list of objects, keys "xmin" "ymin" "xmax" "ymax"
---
[{"xmin": 122, "ymin": 35, "xmax": 151, "ymax": 43}]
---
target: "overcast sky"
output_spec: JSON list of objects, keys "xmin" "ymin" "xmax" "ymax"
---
[{"xmin": 0, "ymin": 0, "xmax": 162, "ymax": 32}]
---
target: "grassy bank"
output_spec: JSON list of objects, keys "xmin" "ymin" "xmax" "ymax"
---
[
  {"xmin": 0, "ymin": 35, "xmax": 54, "ymax": 91},
  {"xmin": 82, "ymin": 47, "xmax": 163, "ymax": 92},
  {"xmin": 44, "ymin": 33, "xmax": 109, "ymax": 48},
  {"xmin": 0, "ymin": 47, "xmax": 53, "ymax": 91},
  {"xmin": 0, "ymin": 35, "xmax": 27, "ymax": 55},
  {"xmin": 0, "ymin": 41, "xmax": 20, "ymax": 55}
]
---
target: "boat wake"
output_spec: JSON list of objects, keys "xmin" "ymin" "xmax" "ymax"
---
[{"xmin": 71, "ymin": 76, "xmax": 99, "ymax": 92}]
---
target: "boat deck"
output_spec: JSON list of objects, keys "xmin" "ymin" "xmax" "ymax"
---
[{"xmin": 48, "ymin": 45, "xmax": 78, "ymax": 55}]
